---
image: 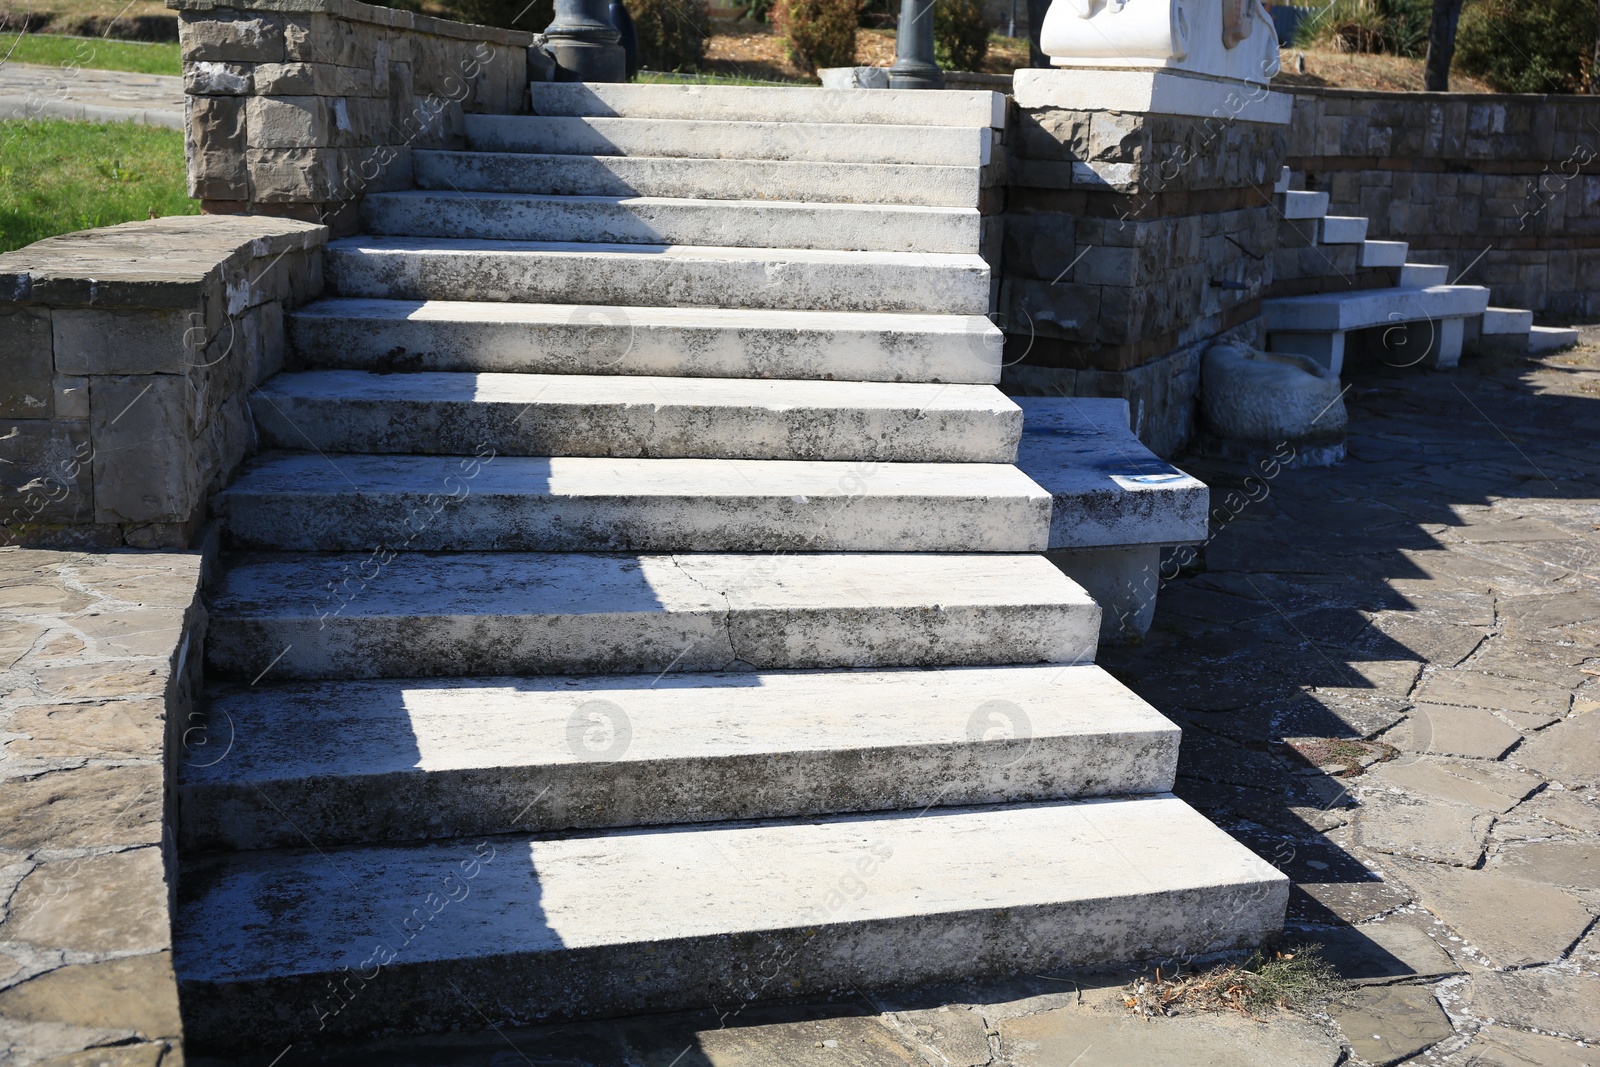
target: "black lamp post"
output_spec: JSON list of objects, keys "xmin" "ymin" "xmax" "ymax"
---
[
  {"xmin": 889, "ymin": 0, "xmax": 943, "ymax": 89},
  {"xmin": 544, "ymin": 0, "xmax": 628, "ymax": 82}
]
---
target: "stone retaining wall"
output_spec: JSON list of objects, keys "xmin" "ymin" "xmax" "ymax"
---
[
  {"xmin": 1288, "ymin": 88, "xmax": 1600, "ymax": 317},
  {"xmin": 0, "ymin": 548, "xmax": 204, "ymax": 1065},
  {"xmin": 173, "ymin": 0, "xmax": 548, "ymax": 232},
  {"xmin": 0, "ymin": 215, "xmax": 327, "ymax": 550},
  {"xmin": 1001, "ymin": 105, "xmax": 1289, "ymax": 456}
]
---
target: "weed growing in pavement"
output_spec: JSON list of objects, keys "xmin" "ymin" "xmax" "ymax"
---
[{"xmin": 1124, "ymin": 944, "xmax": 1341, "ymax": 1017}]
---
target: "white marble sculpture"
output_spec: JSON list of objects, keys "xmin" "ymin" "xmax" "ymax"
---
[{"xmin": 1040, "ymin": 0, "xmax": 1281, "ymax": 84}]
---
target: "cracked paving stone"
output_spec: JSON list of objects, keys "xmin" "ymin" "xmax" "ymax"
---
[
  {"xmin": 1354, "ymin": 793, "xmax": 1495, "ymax": 867},
  {"xmin": 1246, "ymin": 837, "xmax": 1412, "ymax": 925},
  {"xmin": 1454, "ymin": 1025, "xmax": 1599, "ymax": 1067},
  {"xmin": 1511, "ymin": 711, "xmax": 1600, "ymax": 786},
  {"xmin": 1302, "ymin": 915, "xmax": 1460, "ymax": 984},
  {"xmin": 1466, "ymin": 638, "xmax": 1598, "ymax": 692},
  {"xmin": 1446, "ymin": 518, "xmax": 1576, "ymax": 543},
  {"xmin": 996, "ymin": 1008, "xmax": 1342, "ymax": 1067},
  {"xmin": 1498, "ymin": 591, "xmax": 1600, "ymax": 637},
  {"xmin": 1510, "ymin": 789, "xmax": 1600, "ymax": 834},
  {"xmin": 1491, "ymin": 840, "xmax": 1600, "ymax": 896},
  {"xmin": 1460, "ymin": 971, "xmax": 1600, "ymax": 1044},
  {"xmin": 1329, "ymin": 983, "xmax": 1454, "ymax": 1066},
  {"xmin": 1393, "ymin": 704, "xmax": 1524, "ymax": 760},
  {"xmin": 1174, "ymin": 727, "xmax": 1295, "ymax": 790},
  {"xmin": 1280, "ymin": 692, "xmax": 1412, "ymax": 740},
  {"xmin": 1413, "ymin": 670, "xmax": 1572, "ymax": 724},
  {"xmin": 1366, "ymin": 757, "xmax": 1542, "ymax": 813},
  {"xmin": 1378, "ymin": 857, "xmax": 1593, "ymax": 967},
  {"xmin": 1355, "ymin": 613, "xmax": 1486, "ymax": 667}
]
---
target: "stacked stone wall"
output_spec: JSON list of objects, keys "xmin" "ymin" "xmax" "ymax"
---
[
  {"xmin": 1000, "ymin": 105, "xmax": 1289, "ymax": 456},
  {"xmin": 1288, "ymin": 88, "xmax": 1600, "ymax": 317}
]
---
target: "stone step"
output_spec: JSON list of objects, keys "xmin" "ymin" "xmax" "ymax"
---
[
  {"xmin": 464, "ymin": 114, "xmax": 994, "ymax": 167},
  {"xmin": 526, "ymin": 81, "xmax": 1007, "ymax": 127},
  {"xmin": 1399, "ymin": 262, "xmax": 1450, "ymax": 286},
  {"xmin": 1480, "ymin": 306, "xmax": 1534, "ymax": 335},
  {"xmin": 252, "ymin": 370, "xmax": 1022, "ymax": 462},
  {"xmin": 1359, "ymin": 239, "xmax": 1408, "ymax": 268},
  {"xmin": 1318, "ymin": 215, "xmax": 1369, "ymax": 244},
  {"xmin": 179, "ymin": 663, "xmax": 1180, "ymax": 850},
  {"xmin": 1273, "ymin": 164, "xmax": 1291, "ymax": 194},
  {"xmin": 1278, "ymin": 189, "xmax": 1329, "ymax": 220},
  {"xmin": 204, "ymin": 551, "xmax": 1099, "ymax": 680},
  {"xmin": 413, "ymin": 150, "xmax": 984, "ymax": 209},
  {"xmin": 173, "ymin": 795, "xmax": 1288, "ymax": 1048},
  {"xmin": 360, "ymin": 191, "xmax": 982, "ymax": 254},
  {"xmin": 1529, "ymin": 324, "xmax": 1580, "ymax": 353},
  {"xmin": 1263, "ymin": 284, "xmax": 1491, "ymax": 333},
  {"xmin": 286, "ymin": 298, "xmax": 1004, "ymax": 385},
  {"xmin": 325, "ymin": 238, "xmax": 991, "ymax": 315},
  {"xmin": 214, "ymin": 452, "xmax": 1051, "ymax": 553}
]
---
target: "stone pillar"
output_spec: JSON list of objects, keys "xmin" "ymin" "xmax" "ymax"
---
[
  {"xmin": 889, "ymin": 0, "xmax": 943, "ymax": 89},
  {"xmin": 544, "ymin": 0, "xmax": 627, "ymax": 81}
]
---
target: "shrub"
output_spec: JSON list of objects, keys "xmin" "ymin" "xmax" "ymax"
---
[
  {"xmin": 1291, "ymin": 0, "xmax": 1428, "ymax": 56},
  {"xmin": 935, "ymin": 0, "xmax": 989, "ymax": 71},
  {"xmin": 446, "ymin": 0, "xmax": 552, "ymax": 32},
  {"xmin": 774, "ymin": 0, "xmax": 859, "ymax": 73},
  {"xmin": 630, "ymin": 0, "xmax": 711, "ymax": 71},
  {"xmin": 1456, "ymin": 0, "xmax": 1597, "ymax": 93}
]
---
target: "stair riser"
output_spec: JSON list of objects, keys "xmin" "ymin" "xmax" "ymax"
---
[
  {"xmin": 177, "ymin": 880, "xmax": 1285, "ymax": 1048},
  {"xmin": 286, "ymin": 305, "xmax": 1004, "ymax": 385},
  {"xmin": 180, "ymin": 731, "xmax": 1179, "ymax": 850},
  {"xmin": 251, "ymin": 397, "xmax": 1021, "ymax": 463},
  {"xmin": 525, "ymin": 82, "xmax": 1006, "ymax": 127},
  {"xmin": 206, "ymin": 602, "xmax": 1096, "ymax": 681},
  {"xmin": 413, "ymin": 151, "xmax": 984, "ymax": 209},
  {"xmin": 465, "ymin": 114, "xmax": 993, "ymax": 167},
  {"xmin": 326, "ymin": 247, "xmax": 992, "ymax": 315},
  {"xmin": 359, "ymin": 194, "xmax": 982, "ymax": 254},
  {"xmin": 214, "ymin": 492, "xmax": 1052, "ymax": 553}
]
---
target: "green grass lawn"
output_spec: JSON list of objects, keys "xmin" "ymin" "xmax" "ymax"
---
[
  {"xmin": 0, "ymin": 32, "xmax": 181, "ymax": 75},
  {"xmin": 0, "ymin": 119, "xmax": 196, "ymax": 253}
]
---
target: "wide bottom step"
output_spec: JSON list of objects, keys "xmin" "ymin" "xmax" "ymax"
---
[{"xmin": 175, "ymin": 795, "xmax": 1288, "ymax": 1049}]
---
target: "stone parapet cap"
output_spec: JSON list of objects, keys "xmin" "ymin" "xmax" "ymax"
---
[
  {"xmin": 1287, "ymin": 84, "xmax": 1595, "ymax": 105},
  {"xmin": 167, "ymin": 0, "xmax": 540, "ymax": 47},
  {"xmin": 1014, "ymin": 67, "xmax": 1292, "ymax": 125},
  {"xmin": 0, "ymin": 215, "xmax": 327, "ymax": 308}
]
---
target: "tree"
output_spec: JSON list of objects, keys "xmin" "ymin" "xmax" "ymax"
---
[{"xmin": 1423, "ymin": 0, "xmax": 1464, "ymax": 90}]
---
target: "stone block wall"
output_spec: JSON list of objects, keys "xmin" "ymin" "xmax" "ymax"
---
[
  {"xmin": 1288, "ymin": 88, "xmax": 1600, "ymax": 317},
  {"xmin": 0, "ymin": 215, "xmax": 327, "ymax": 550},
  {"xmin": 173, "ymin": 0, "xmax": 546, "ymax": 233},
  {"xmin": 1000, "ymin": 106, "xmax": 1289, "ymax": 456}
]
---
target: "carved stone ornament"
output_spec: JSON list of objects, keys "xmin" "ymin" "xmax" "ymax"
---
[{"xmin": 1039, "ymin": 0, "xmax": 1282, "ymax": 84}]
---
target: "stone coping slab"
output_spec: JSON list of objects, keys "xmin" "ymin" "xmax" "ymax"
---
[
  {"xmin": 0, "ymin": 215, "xmax": 326, "ymax": 308},
  {"xmin": 166, "ymin": 0, "xmax": 538, "ymax": 47}
]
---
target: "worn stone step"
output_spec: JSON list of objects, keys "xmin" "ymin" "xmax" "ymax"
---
[
  {"xmin": 179, "ymin": 663, "xmax": 1180, "ymax": 850},
  {"xmin": 286, "ymin": 298, "xmax": 1004, "ymax": 384},
  {"xmin": 413, "ymin": 150, "xmax": 984, "ymax": 209},
  {"xmin": 464, "ymin": 114, "xmax": 994, "ymax": 166},
  {"xmin": 174, "ymin": 795, "xmax": 1287, "ymax": 1048},
  {"xmin": 360, "ymin": 191, "xmax": 982, "ymax": 254},
  {"xmin": 253, "ymin": 370, "xmax": 1021, "ymax": 462},
  {"xmin": 1480, "ymin": 306, "xmax": 1534, "ymax": 335},
  {"xmin": 204, "ymin": 551, "xmax": 1099, "ymax": 680},
  {"xmin": 1399, "ymin": 262, "xmax": 1450, "ymax": 286},
  {"xmin": 526, "ymin": 81, "xmax": 1007, "ymax": 127},
  {"xmin": 1278, "ymin": 189, "xmax": 1329, "ymax": 219},
  {"xmin": 325, "ymin": 238, "xmax": 991, "ymax": 315},
  {"xmin": 1318, "ymin": 215, "xmax": 1369, "ymax": 244},
  {"xmin": 1360, "ymin": 239, "xmax": 1408, "ymax": 268},
  {"xmin": 214, "ymin": 452, "xmax": 1051, "ymax": 553},
  {"xmin": 1528, "ymin": 324, "xmax": 1580, "ymax": 352}
]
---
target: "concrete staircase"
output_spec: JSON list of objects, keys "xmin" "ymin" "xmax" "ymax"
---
[
  {"xmin": 174, "ymin": 82, "xmax": 1287, "ymax": 1051},
  {"xmin": 1264, "ymin": 167, "xmax": 1577, "ymax": 373}
]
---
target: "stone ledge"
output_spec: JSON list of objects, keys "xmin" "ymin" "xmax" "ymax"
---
[
  {"xmin": 167, "ymin": 0, "xmax": 539, "ymax": 47},
  {"xmin": 0, "ymin": 215, "xmax": 326, "ymax": 309}
]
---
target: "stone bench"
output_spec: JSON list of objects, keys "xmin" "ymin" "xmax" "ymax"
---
[
  {"xmin": 1014, "ymin": 396, "xmax": 1208, "ymax": 639},
  {"xmin": 1263, "ymin": 283, "xmax": 1491, "ymax": 375}
]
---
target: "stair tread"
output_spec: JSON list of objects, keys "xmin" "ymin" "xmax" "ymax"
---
[
  {"xmin": 175, "ymin": 795, "xmax": 1284, "ymax": 979},
  {"xmin": 525, "ymin": 81, "xmax": 1007, "ymax": 126},
  {"xmin": 1264, "ymin": 284, "xmax": 1492, "ymax": 331},
  {"xmin": 365, "ymin": 189, "xmax": 980, "ymax": 217},
  {"xmin": 205, "ymin": 550, "xmax": 1100, "ymax": 680},
  {"xmin": 464, "ymin": 113, "xmax": 994, "ymax": 166},
  {"xmin": 328, "ymin": 235, "xmax": 988, "ymax": 267}
]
